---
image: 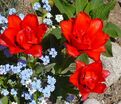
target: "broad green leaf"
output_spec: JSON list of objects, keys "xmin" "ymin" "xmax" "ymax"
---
[
  {"xmin": 90, "ymin": 0, "xmax": 116, "ymax": 20},
  {"xmin": 76, "ymin": 54, "xmax": 89, "ymax": 64},
  {"xmin": 84, "ymin": 0, "xmax": 103, "ymax": 13},
  {"xmin": 104, "ymin": 40, "xmax": 113, "ymax": 57},
  {"xmin": 75, "ymin": 0, "xmax": 88, "ymax": 14},
  {"xmin": 50, "ymin": 27, "xmax": 62, "ymax": 39},
  {"xmin": 0, "ymin": 96, "xmax": 8, "ymax": 104},
  {"xmin": 54, "ymin": 0, "xmax": 75, "ymax": 18},
  {"xmin": 104, "ymin": 22, "xmax": 121, "ymax": 38}
]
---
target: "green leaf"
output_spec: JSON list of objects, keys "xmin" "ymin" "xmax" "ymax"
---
[
  {"xmin": 50, "ymin": 27, "xmax": 62, "ymax": 39},
  {"xmin": 61, "ymin": 63, "xmax": 76, "ymax": 74},
  {"xmin": 84, "ymin": 0, "xmax": 104, "ymax": 13},
  {"xmin": 104, "ymin": 40, "xmax": 113, "ymax": 57},
  {"xmin": 0, "ymin": 96, "xmax": 8, "ymax": 104},
  {"xmin": 45, "ymin": 63, "xmax": 56, "ymax": 72},
  {"xmin": 104, "ymin": 22, "xmax": 121, "ymax": 38},
  {"xmin": 89, "ymin": 0, "xmax": 116, "ymax": 20},
  {"xmin": 76, "ymin": 54, "xmax": 89, "ymax": 64},
  {"xmin": 54, "ymin": 0, "xmax": 75, "ymax": 18},
  {"xmin": 51, "ymin": 76, "xmax": 78, "ymax": 102},
  {"xmin": 75, "ymin": 0, "xmax": 88, "ymax": 14}
]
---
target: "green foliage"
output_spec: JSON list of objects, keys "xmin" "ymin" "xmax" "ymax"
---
[
  {"xmin": 84, "ymin": 0, "xmax": 104, "ymax": 14},
  {"xmin": 89, "ymin": 0, "xmax": 116, "ymax": 20},
  {"xmin": 75, "ymin": 0, "xmax": 88, "ymax": 14},
  {"xmin": 76, "ymin": 54, "xmax": 89, "ymax": 64},
  {"xmin": 104, "ymin": 22, "xmax": 121, "ymax": 38},
  {"xmin": 61, "ymin": 63, "xmax": 76, "ymax": 74},
  {"xmin": 54, "ymin": 0, "xmax": 75, "ymax": 18},
  {"xmin": 51, "ymin": 76, "xmax": 78, "ymax": 102},
  {"xmin": 50, "ymin": 27, "xmax": 62, "ymax": 39},
  {"xmin": 0, "ymin": 96, "xmax": 8, "ymax": 104},
  {"xmin": 104, "ymin": 40, "xmax": 113, "ymax": 57}
]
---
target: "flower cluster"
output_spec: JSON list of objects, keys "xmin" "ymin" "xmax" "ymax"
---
[
  {"xmin": 60, "ymin": 12, "xmax": 110, "ymax": 100},
  {"xmin": 0, "ymin": 62, "xmax": 56, "ymax": 104}
]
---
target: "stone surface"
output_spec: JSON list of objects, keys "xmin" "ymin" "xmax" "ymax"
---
[
  {"xmin": 118, "ymin": 101, "xmax": 121, "ymax": 104},
  {"xmin": 101, "ymin": 43, "xmax": 121, "ymax": 86},
  {"xmin": 83, "ymin": 99, "xmax": 101, "ymax": 104}
]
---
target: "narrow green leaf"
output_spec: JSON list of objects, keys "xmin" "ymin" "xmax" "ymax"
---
[
  {"xmin": 104, "ymin": 22, "xmax": 121, "ymax": 38},
  {"xmin": 61, "ymin": 63, "xmax": 76, "ymax": 74},
  {"xmin": 75, "ymin": 0, "xmax": 88, "ymax": 14},
  {"xmin": 84, "ymin": 0, "xmax": 103, "ymax": 13},
  {"xmin": 104, "ymin": 40, "xmax": 113, "ymax": 57},
  {"xmin": 54, "ymin": 0, "xmax": 75, "ymax": 18},
  {"xmin": 90, "ymin": 0, "xmax": 116, "ymax": 20},
  {"xmin": 44, "ymin": 63, "xmax": 56, "ymax": 72}
]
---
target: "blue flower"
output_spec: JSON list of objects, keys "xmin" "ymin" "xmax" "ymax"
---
[
  {"xmin": 29, "ymin": 100, "xmax": 36, "ymax": 104},
  {"xmin": 8, "ymin": 8, "xmax": 17, "ymax": 15},
  {"xmin": 40, "ymin": 55, "xmax": 50, "ymax": 65},
  {"xmin": 1, "ymin": 89, "xmax": 9, "ymax": 96},
  {"xmin": 48, "ymin": 48, "xmax": 57, "ymax": 58},
  {"xmin": 33, "ymin": 2, "xmax": 41, "ymax": 10},
  {"xmin": 10, "ymin": 89, "xmax": 17, "ymax": 96}
]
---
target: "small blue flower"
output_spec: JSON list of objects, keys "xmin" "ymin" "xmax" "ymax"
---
[
  {"xmin": 47, "ymin": 75, "xmax": 56, "ymax": 85},
  {"xmin": 1, "ymin": 89, "xmax": 9, "ymax": 96},
  {"xmin": 29, "ymin": 100, "xmax": 36, "ymax": 104},
  {"xmin": 10, "ymin": 89, "xmax": 17, "ymax": 96},
  {"xmin": 0, "ymin": 15, "xmax": 8, "ymax": 24},
  {"xmin": 42, "ymin": 0, "xmax": 49, "ymax": 4},
  {"xmin": 19, "ymin": 13, "xmax": 25, "ymax": 20},
  {"xmin": 19, "ymin": 68, "xmax": 33, "ymax": 81},
  {"xmin": 49, "ymin": 48, "xmax": 57, "ymax": 58},
  {"xmin": 22, "ymin": 92, "xmax": 32, "ymax": 100},
  {"xmin": 43, "ymin": 4, "xmax": 51, "ymax": 11},
  {"xmin": 33, "ymin": 2, "xmax": 41, "ymax": 10},
  {"xmin": 43, "ymin": 18, "xmax": 53, "ymax": 26},
  {"xmin": 40, "ymin": 55, "xmax": 50, "ymax": 65},
  {"xmin": 8, "ymin": 8, "xmax": 17, "ymax": 15},
  {"xmin": 66, "ymin": 94, "xmax": 75, "ymax": 103}
]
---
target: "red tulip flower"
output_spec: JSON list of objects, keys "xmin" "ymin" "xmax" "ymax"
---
[
  {"xmin": 70, "ymin": 61, "xmax": 110, "ymax": 100},
  {"xmin": 0, "ymin": 14, "xmax": 47, "ymax": 57},
  {"xmin": 60, "ymin": 12, "xmax": 109, "ymax": 61}
]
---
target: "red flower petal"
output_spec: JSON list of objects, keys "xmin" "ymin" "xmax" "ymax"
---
[
  {"xmin": 102, "ymin": 70, "xmax": 110, "ymax": 78},
  {"xmin": 85, "ymin": 46, "xmax": 106, "ymax": 61},
  {"xmin": 24, "ymin": 45, "xmax": 42, "ymax": 57},
  {"xmin": 8, "ymin": 15, "xmax": 21, "ymax": 29},
  {"xmin": 85, "ymin": 19, "xmax": 103, "ymax": 41},
  {"xmin": 0, "ymin": 36, "xmax": 7, "ymax": 46},
  {"xmin": 93, "ymin": 83, "xmax": 107, "ymax": 93},
  {"xmin": 79, "ymin": 86, "xmax": 90, "ymax": 100},
  {"xmin": 73, "ymin": 12, "xmax": 91, "ymax": 35},
  {"xmin": 76, "ymin": 60, "xmax": 85, "ymax": 70},
  {"xmin": 9, "ymin": 47, "xmax": 23, "ymax": 54},
  {"xmin": 70, "ymin": 71, "xmax": 79, "ymax": 87},
  {"xmin": 66, "ymin": 43, "xmax": 80, "ymax": 57},
  {"xmin": 37, "ymin": 24, "xmax": 47, "ymax": 42},
  {"xmin": 21, "ymin": 14, "xmax": 39, "ymax": 29},
  {"xmin": 92, "ymin": 31, "xmax": 109, "ymax": 49},
  {"xmin": 60, "ymin": 19, "xmax": 74, "ymax": 42},
  {"xmin": 2, "ymin": 28, "xmax": 18, "ymax": 47}
]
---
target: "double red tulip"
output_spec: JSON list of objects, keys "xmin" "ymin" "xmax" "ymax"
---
[
  {"xmin": 60, "ymin": 12, "xmax": 109, "ymax": 61},
  {"xmin": 0, "ymin": 14, "xmax": 47, "ymax": 57},
  {"xmin": 70, "ymin": 61, "xmax": 110, "ymax": 100}
]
